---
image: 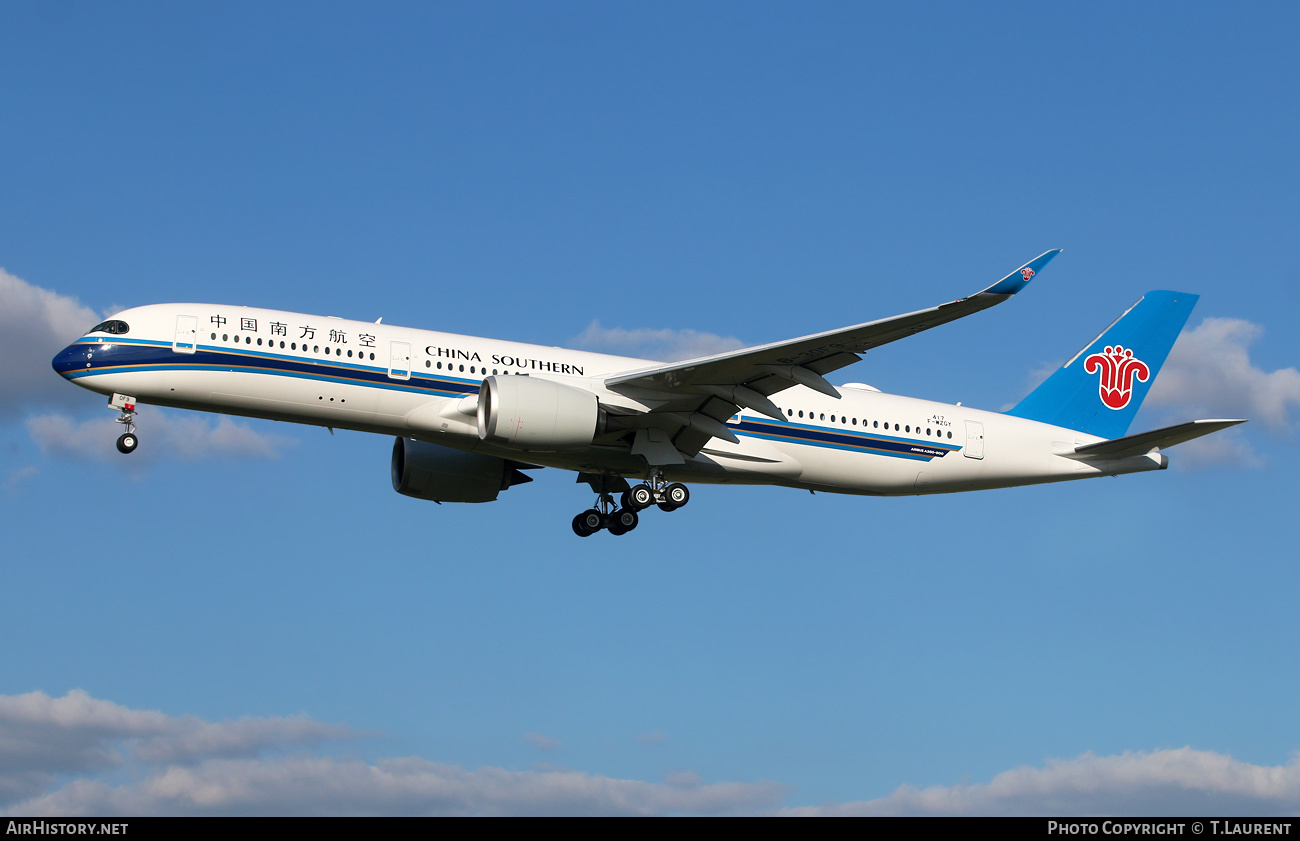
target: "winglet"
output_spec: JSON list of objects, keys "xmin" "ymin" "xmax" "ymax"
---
[{"xmin": 982, "ymin": 249, "xmax": 1063, "ymax": 296}]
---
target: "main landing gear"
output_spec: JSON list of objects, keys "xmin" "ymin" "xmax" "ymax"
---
[
  {"xmin": 571, "ymin": 470, "xmax": 691, "ymax": 537},
  {"xmin": 110, "ymin": 393, "xmax": 139, "ymax": 454}
]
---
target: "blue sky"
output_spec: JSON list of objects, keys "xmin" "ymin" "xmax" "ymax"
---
[{"xmin": 2, "ymin": 2, "xmax": 1299, "ymax": 815}]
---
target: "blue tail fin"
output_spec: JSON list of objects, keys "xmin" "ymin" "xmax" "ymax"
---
[{"xmin": 1005, "ymin": 290, "xmax": 1197, "ymax": 439}]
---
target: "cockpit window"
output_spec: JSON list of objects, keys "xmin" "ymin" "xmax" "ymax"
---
[{"xmin": 89, "ymin": 320, "xmax": 130, "ymax": 335}]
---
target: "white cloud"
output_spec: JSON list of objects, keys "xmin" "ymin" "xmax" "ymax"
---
[
  {"xmin": 0, "ymin": 691, "xmax": 783, "ymax": 817},
  {"xmin": 0, "ymin": 690, "xmax": 354, "ymax": 811},
  {"xmin": 4, "ymin": 466, "xmax": 39, "ymax": 495},
  {"xmin": 26, "ymin": 409, "xmax": 294, "ymax": 463},
  {"xmin": 1148, "ymin": 318, "xmax": 1300, "ymax": 431},
  {"xmin": 0, "ymin": 267, "xmax": 102, "ymax": 420},
  {"xmin": 781, "ymin": 748, "xmax": 1300, "ymax": 816},
  {"xmin": 522, "ymin": 732, "xmax": 562, "ymax": 751},
  {"xmin": 7, "ymin": 691, "xmax": 1300, "ymax": 816},
  {"xmin": 571, "ymin": 321, "xmax": 746, "ymax": 363}
]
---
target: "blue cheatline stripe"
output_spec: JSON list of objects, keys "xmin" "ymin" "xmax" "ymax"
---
[
  {"xmin": 735, "ymin": 419, "xmax": 959, "ymax": 462},
  {"xmin": 64, "ymin": 339, "xmax": 483, "ymax": 399},
  {"xmin": 68, "ymin": 340, "xmax": 959, "ymax": 462}
]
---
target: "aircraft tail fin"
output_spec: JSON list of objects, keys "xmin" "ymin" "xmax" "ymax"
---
[{"xmin": 1005, "ymin": 290, "xmax": 1197, "ymax": 439}]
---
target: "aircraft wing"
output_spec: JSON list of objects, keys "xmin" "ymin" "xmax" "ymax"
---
[{"xmin": 601, "ymin": 249, "xmax": 1062, "ymax": 461}]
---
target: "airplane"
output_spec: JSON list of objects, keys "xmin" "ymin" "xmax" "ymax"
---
[{"xmin": 51, "ymin": 250, "xmax": 1245, "ymax": 536}]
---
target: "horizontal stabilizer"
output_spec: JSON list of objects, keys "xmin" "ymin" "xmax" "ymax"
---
[{"xmin": 1064, "ymin": 419, "xmax": 1247, "ymax": 460}]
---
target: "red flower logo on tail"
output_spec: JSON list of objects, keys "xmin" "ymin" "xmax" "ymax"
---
[
  {"xmin": 1020, "ymin": 268, "xmax": 1035, "ymax": 281},
  {"xmin": 1084, "ymin": 345, "xmax": 1150, "ymax": 410}
]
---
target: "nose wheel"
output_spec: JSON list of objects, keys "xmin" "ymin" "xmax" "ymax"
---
[{"xmin": 109, "ymin": 393, "xmax": 139, "ymax": 455}]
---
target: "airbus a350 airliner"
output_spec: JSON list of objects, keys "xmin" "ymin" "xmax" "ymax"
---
[{"xmin": 52, "ymin": 250, "xmax": 1243, "ymax": 536}]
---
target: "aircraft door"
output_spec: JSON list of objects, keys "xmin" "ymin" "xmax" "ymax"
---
[
  {"xmin": 388, "ymin": 342, "xmax": 411, "ymax": 380},
  {"xmin": 173, "ymin": 315, "xmax": 198, "ymax": 354},
  {"xmin": 963, "ymin": 420, "xmax": 984, "ymax": 459}
]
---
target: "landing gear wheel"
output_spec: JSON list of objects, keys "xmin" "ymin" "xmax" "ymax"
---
[
  {"xmin": 628, "ymin": 484, "xmax": 655, "ymax": 510},
  {"xmin": 657, "ymin": 502, "xmax": 679, "ymax": 513},
  {"xmin": 573, "ymin": 510, "xmax": 604, "ymax": 537},
  {"xmin": 116, "ymin": 433, "xmax": 138, "ymax": 454},
  {"xmin": 608, "ymin": 508, "xmax": 638, "ymax": 535},
  {"xmin": 572, "ymin": 513, "xmax": 595, "ymax": 537},
  {"xmin": 664, "ymin": 483, "xmax": 690, "ymax": 507}
]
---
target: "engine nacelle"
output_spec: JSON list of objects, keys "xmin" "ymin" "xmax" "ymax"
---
[
  {"xmin": 391, "ymin": 437, "xmax": 532, "ymax": 503},
  {"xmin": 477, "ymin": 375, "xmax": 600, "ymax": 451}
]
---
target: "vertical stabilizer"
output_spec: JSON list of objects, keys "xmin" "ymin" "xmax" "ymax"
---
[{"xmin": 1005, "ymin": 290, "xmax": 1197, "ymax": 439}]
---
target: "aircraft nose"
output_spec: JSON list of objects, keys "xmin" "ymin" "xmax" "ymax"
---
[{"xmin": 51, "ymin": 342, "xmax": 89, "ymax": 379}]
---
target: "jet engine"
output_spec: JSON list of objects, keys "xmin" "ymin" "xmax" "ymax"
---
[
  {"xmin": 391, "ymin": 437, "xmax": 533, "ymax": 503},
  {"xmin": 477, "ymin": 375, "xmax": 601, "ymax": 451}
]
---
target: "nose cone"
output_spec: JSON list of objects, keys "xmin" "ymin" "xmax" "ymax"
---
[{"xmin": 52, "ymin": 342, "xmax": 88, "ymax": 379}]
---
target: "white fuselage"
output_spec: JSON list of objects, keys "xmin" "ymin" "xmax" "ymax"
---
[{"xmin": 53, "ymin": 303, "xmax": 1166, "ymax": 496}]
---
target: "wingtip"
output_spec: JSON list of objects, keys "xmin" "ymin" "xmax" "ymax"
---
[{"xmin": 984, "ymin": 249, "xmax": 1062, "ymax": 295}]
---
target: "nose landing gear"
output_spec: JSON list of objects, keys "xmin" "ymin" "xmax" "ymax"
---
[{"xmin": 110, "ymin": 393, "xmax": 139, "ymax": 454}]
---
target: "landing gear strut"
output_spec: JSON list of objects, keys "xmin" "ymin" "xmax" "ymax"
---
[
  {"xmin": 571, "ymin": 469, "xmax": 691, "ymax": 537},
  {"xmin": 110, "ymin": 393, "xmax": 139, "ymax": 455}
]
